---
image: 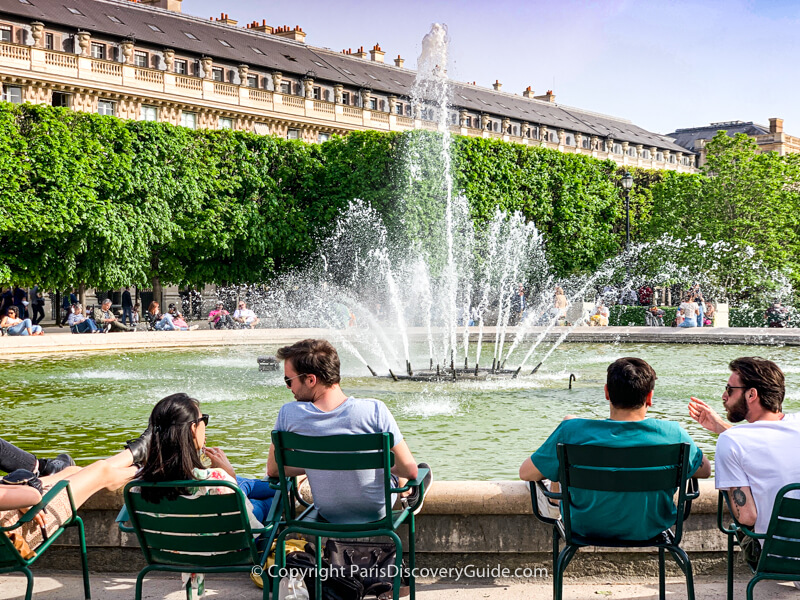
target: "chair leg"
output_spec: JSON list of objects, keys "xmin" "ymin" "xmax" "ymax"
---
[
  {"xmin": 554, "ymin": 545, "xmax": 578, "ymax": 600},
  {"xmin": 727, "ymin": 533, "xmax": 735, "ymax": 600},
  {"xmin": 667, "ymin": 546, "xmax": 695, "ymax": 600},
  {"xmin": 387, "ymin": 530, "xmax": 404, "ymax": 600},
  {"xmin": 658, "ymin": 548, "xmax": 666, "ymax": 600},
  {"xmin": 22, "ymin": 567, "xmax": 34, "ymax": 600},
  {"xmin": 408, "ymin": 514, "xmax": 416, "ymax": 600},
  {"xmin": 745, "ymin": 575, "xmax": 762, "ymax": 600},
  {"xmin": 76, "ymin": 517, "xmax": 91, "ymax": 599},
  {"xmin": 315, "ymin": 536, "xmax": 322, "ymax": 600},
  {"xmin": 272, "ymin": 531, "xmax": 289, "ymax": 600},
  {"xmin": 135, "ymin": 566, "xmax": 155, "ymax": 600}
]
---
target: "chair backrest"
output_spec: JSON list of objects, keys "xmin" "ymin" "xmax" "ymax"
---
[
  {"xmin": 758, "ymin": 483, "xmax": 800, "ymax": 575},
  {"xmin": 271, "ymin": 431, "xmax": 396, "ymax": 528},
  {"xmin": 122, "ymin": 479, "xmax": 260, "ymax": 568},
  {"xmin": 557, "ymin": 442, "xmax": 692, "ymax": 543}
]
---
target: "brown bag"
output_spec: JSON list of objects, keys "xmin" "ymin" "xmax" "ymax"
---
[{"xmin": 5, "ymin": 531, "xmax": 36, "ymax": 560}]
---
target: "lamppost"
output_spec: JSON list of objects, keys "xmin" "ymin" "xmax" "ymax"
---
[{"xmin": 621, "ymin": 171, "xmax": 634, "ymax": 250}]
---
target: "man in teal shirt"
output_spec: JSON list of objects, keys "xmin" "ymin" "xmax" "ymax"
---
[{"xmin": 520, "ymin": 357, "xmax": 711, "ymax": 540}]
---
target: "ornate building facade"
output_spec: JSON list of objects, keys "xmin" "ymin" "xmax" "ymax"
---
[{"xmin": 0, "ymin": 0, "xmax": 696, "ymax": 172}]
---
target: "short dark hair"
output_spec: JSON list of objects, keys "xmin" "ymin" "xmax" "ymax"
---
[
  {"xmin": 606, "ymin": 357, "xmax": 657, "ymax": 410},
  {"xmin": 276, "ymin": 339, "xmax": 341, "ymax": 387},
  {"xmin": 729, "ymin": 357, "xmax": 785, "ymax": 413}
]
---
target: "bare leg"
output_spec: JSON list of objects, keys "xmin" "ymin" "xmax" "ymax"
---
[{"xmin": 42, "ymin": 449, "xmax": 137, "ymax": 508}]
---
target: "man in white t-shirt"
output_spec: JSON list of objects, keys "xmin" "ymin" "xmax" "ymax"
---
[
  {"xmin": 232, "ymin": 301, "xmax": 259, "ymax": 329},
  {"xmin": 689, "ymin": 357, "xmax": 800, "ymax": 542}
]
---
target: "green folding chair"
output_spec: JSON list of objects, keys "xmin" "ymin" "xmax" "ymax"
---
[
  {"xmin": 0, "ymin": 480, "xmax": 91, "ymax": 600},
  {"xmin": 270, "ymin": 431, "xmax": 428, "ymax": 600},
  {"xmin": 530, "ymin": 442, "xmax": 699, "ymax": 600},
  {"xmin": 118, "ymin": 479, "xmax": 285, "ymax": 600},
  {"xmin": 718, "ymin": 483, "xmax": 800, "ymax": 600}
]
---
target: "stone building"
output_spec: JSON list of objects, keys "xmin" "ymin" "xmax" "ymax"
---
[
  {"xmin": 0, "ymin": 0, "xmax": 696, "ymax": 173},
  {"xmin": 667, "ymin": 118, "xmax": 800, "ymax": 167}
]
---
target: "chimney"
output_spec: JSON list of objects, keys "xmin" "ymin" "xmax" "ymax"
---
[
  {"xmin": 523, "ymin": 86, "xmax": 535, "ymax": 99},
  {"xmin": 370, "ymin": 44, "xmax": 385, "ymax": 63},
  {"xmin": 394, "ymin": 54, "xmax": 404, "ymax": 68},
  {"xmin": 215, "ymin": 12, "xmax": 238, "ymax": 26},
  {"xmin": 138, "ymin": 0, "xmax": 182, "ymax": 12},
  {"xmin": 493, "ymin": 80, "xmax": 502, "ymax": 91},
  {"xmin": 274, "ymin": 25, "xmax": 306, "ymax": 43},
  {"xmin": 353, "ymin": 46, "xmax": 367, "ymax": 59},
  {"xmin": 534, "ymin": 90, "xmax": 556, "ymax": 103},
  {"xmin": 769, "ymin": 117, "xmax": 784, "ymax": 134},
  {"xmin": 246, "ymin": 19, "xmax": 273, "ymax": 34}
]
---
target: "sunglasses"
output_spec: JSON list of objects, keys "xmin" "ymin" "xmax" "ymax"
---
[
  {"xmin": 724, "ymin": 385, "xmax": 748, "ymax": 395},
  {"xmin": 195, "ymin": 414, "xmax": 210, "ymax": 426},
  {"xmin": 284, "ymin": 374, "xmax": 307, "ymax": 388}
]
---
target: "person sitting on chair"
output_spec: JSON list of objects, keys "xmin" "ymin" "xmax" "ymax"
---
[
  {"xmin": 520, "ymin": 357, "xmax": 710, "ymax": 540},
  {"xmin": 267, "ymin": 339, "xmax": 433, "ymax": 523},
  {"xmin": 233, "ymin": 301, "xmax": 260, "ymax": 329},
  {"xmin": 67, "ymin": 303, "xmax": 100, "ymax": 333},
  {"xmin": 688, "ymin": 357, "xmax": 800, "ymax": 566},
  {"xmin": 0, "ymin": 306, "xmax": 43, "ymax": 336},
  {"xmin": 208, "ymin": 303, "xmax": 234, "ymax": 329}
]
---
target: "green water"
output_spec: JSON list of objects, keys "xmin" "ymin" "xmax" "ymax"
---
[{"xmin": 1, "ymin": 342, "xmax": 799, "ymax": 480}]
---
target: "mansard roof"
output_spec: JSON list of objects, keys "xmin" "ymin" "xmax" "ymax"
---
[
  {"xmin": 666, "ymin": 121, "xmax": 771, "ymax": 152},
  {"xmin": 2, "ymin": 0, "xmax": 688, "ymax": 153}
]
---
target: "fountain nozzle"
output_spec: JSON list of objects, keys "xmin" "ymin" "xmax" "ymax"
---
[
  {"xmin": 367, "ymin": 365, "xmax": 377, "ymax": 377},
  {"xmin": 512, "ymin": 366, "xmax": 522, "ymax": 379},
  {"xmin": 530, "ymin": 362, "xmax": 543, "ymax": 375},
  {"xmin": 388, "ymin": 369, "xmax": 398, "ymax": 382},
  {"xmin": 569, "ymin": 373, "xmax": 576, "ymax": 389}
]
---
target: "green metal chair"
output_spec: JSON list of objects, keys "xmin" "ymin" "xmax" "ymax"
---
[
  {"xmin": 0, "ymin": 480, "xmax": 91, "ymax": 600},
  {"xmin": 530, "ymin": 443, "xmax": 699, "ymax": 600},
  {"xmin": 270, "ymin": 431, "xmax": 428, "ymax": 600},
  {"xmin": 718, "ymin": 484, "xmax": 800, "ymax": 600},
  {"xmin": 119, "ymin": 479, "xmax": 285, "ymax": 600}
]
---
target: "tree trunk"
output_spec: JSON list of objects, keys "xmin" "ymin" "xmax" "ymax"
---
[
  {"xmin": 78, "ymin": 284, "xmax": 86, "ymax": 307},
  {"xmin": 153, "ymin": 276, "xmax": 162, "ymax": 309}
]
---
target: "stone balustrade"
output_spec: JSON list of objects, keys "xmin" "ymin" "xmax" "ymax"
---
[{"xmin": 0, "ymin": 40, "xmax": 696, "ymax": 171}]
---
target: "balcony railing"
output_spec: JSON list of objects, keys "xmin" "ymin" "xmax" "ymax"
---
[{"xmin": 0, "ymin": 43, "xmax": 697, "ymax": 172}]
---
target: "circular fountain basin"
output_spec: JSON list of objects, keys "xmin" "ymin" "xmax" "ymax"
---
[{"xmin": 2, "ymin": 341, "xmax": 798, "ymax": 480}]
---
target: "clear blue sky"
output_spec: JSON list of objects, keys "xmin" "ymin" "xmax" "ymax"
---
[{"xmin": 188, "ymin": 0, "xmax": 800, "ymax": 135}]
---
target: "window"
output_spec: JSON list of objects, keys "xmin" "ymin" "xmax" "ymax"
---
[
  {"xmin": 565, "ymin": 134, "xmax": 575, "ymax": 146},
  {"xmin": 219, "ymin": 117, "xmax": 233, "ymax": 130},
  {"xmin": 313, "ymin": 61, "xmax": 324, "ymax": 67},
  {"xmin": 146, "ymin": 24, "xmax": 163, "ymax": 33},
  {"xmin": 140, "ymin": 105, "xmax": 157, "ymax": 121},
  {"xmin": 107, "ymin": 15, "xmax": 123, "ymax": 24},
  {"xmin": 582, "ymin": 137, "xmax": 591, "ymax": 149},
  {"xmin": 395, "ymin": 103, "xmax": 403, "ymax": 115},
  {"xmin": 247, "ymin": 74, "xmax": 258, "ymax": 88},
  {"xmin": 287, "ymin": 128, "xmax": 300, "ymax": 140},
  {"xmin": 313, "ymin": 86, "xmax": 320, "ymax": 100},
  {"xmin": 251, "ymin": 47, "xmax": 264, "ymax": 55},
  {"xmin": 18, "ymin": 0, "xmax": 33, "ymax": 4},
  {"xmin": 66, "ymin": 7, "xmax": 84, "ymax": 15},
  {"xmin": 174, "ymin": 59, "xmax": 187, "ymax": 75},
  {"xmin": 254, "ymin": 122, "xmax": 270, "ymax": 135},
  {"xmin": 134, "ymin": 51, "xmax": 148, "ymax": 68},
  {"xmin": 180, "ymin": 111, "xmax": 196, "ymax": 129},
  {"xmin": 613, "ymin": 143, "xmax": 623, "ymax": 154},
  {"xmin": 0, "ymin": 26, "xmax": 11, "ymax": 43},
  {"xmin": 183, "ymin": 31, "xmax": 199, "ymax": 40},
  {"xmin": 212, "ymin": 67, "xmax": 224, "ymax": 82},
  {"xmin": 98, "ymin": 99, "xmax": 115, "ymax": 116},
  {"xmin": 341, "ymin": 91, "xmax": 350, "ymax": 105},
  {"xmin": 51, "ymin": 91, "xmax": 70, "ymax": 107},
  {"xmin": 656, "ymin": 152, "xmax": 664, "ymax": 161},
  {"xmin": 1, "ymin": 86, "xmax": 22, "ymax": 104},
  {"xmin": 369, "ymin": 98, "xmax": 377, "ymax": 110},
  {"xmin": 91, "ymin": 43, "xmax": 106, "ymax": 60},
  {"xmin": 318, "ymin": 132, "xmax": 330, "ymax": 143},
  {"xmin": 341, "ymin": 68, "xmax": 353, "ymax": 75},
  {"xmin": 218, "ymin": 39, "xmax": 232, "ymax": 47},
  {"xmin": 280, "ymin": 82, "xmax": 291, "ymax": 94},
  {"xmin": 45, "ymin": 32, "xmax": 54, "ymax": 49}
]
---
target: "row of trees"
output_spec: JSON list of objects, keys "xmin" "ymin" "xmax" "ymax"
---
[{"xmin": 1, "ymin": 102, "xmax": 798, "ymax": 301}]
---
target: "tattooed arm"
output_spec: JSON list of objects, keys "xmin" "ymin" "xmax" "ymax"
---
[{"xmin": 728, "ymin": 485, "xmax": 757, "ymax": 527}]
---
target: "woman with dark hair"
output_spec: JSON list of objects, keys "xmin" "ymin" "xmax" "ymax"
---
[
  {"xmin": 138, "ymin": 393, "xmax": 275, "ymax": 525},
  {"xmin": 0, "ymin": 306, "xmax": 43, "ymax": 335}
]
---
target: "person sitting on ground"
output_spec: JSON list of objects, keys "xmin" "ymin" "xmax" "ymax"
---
[
  {"xmin": 0, "ymin": 306, "xmax": 43, "ymax": 336},
  {"xmin": 588, "ymin": 299, "xmax": 610, "ymax": 327},
  {"xmin": 520, "ymin": 357, "xmax": 710, "ymax": 540},
  {"xmin": 267, "ymin": 339, "xmax": 433, "ymax": 523},
  {"xmin": 0, "ymin": 444, "xmax": 138, "ymax": 560},
  {"xmin": 688, "ymin": 357, "xmax": 800, "ymax": 568},
  {"xmin": 678, "ymin": 293, "xmax": 698, "ymax": 328},
  {"xmin": 67, "ymin": 302, "xmax": 99, "ymax": 333},
  {"xmin": 137, "ymin": 393, "xmax": 276, "ymax": 526},
  {"xmin": 97, "ymin": 299, "xmax": 132, "ymax": 333},
  {"xmin": 765, "ymin": 302, "xmax": 789, "ymax": 328},
  {"xmin": 233, "ymin": 301, "xmax": 260, "ymax": 329},
  {"xmin": 208, "ymin": 302, "xmax": 234, "ymax": 329},
  {"xmin": 0, "ymin": 437, "xmax": 75, "ymax": 477},
  {"xmin": 704, "ymin": 301, "xmax": 715, "ymax": 327},
  {"xmin": 169, "ymin": 305, "xmax": 195, "ymax": 330},
  {"xmin": 145, "ymin": 301, "xmax": 162, "ymax": 331},
  {"xmin": 131, "ymin": 303, "xmax": 141, "ymax": 327}
]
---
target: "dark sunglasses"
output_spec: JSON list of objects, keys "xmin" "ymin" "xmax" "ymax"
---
[
  {"xmin": 284, "ymin": 374, "xmax": 307, "ymax": 388},
  {"xmin": 195, "ymin": 414, "xmax": 210, "ymax": 426},
  {"xmin": 724, "ymin": 385, "xmax": 748, "ymax": 395}
]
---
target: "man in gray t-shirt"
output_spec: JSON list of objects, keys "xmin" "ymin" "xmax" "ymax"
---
[{"xmin": 267, "ymin": 339, "xmax": 429, "ymax": 523}]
